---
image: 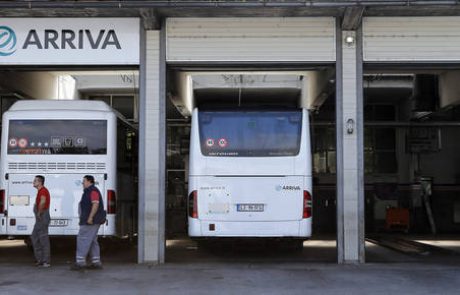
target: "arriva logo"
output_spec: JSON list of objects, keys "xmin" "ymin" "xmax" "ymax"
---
[
  {"xmin": 276, "ymin": 185, "xmax": 301, "ymax": 191},
  {"xmin": 0, "ymin": 26, "xmax": 17, "ymax": 56}
]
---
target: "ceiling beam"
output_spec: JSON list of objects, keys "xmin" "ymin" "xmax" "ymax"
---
[
  {"xmin": 140, "ymin": 8, "xmax": 161, "ymax": 30},
  {"xmin": 342, "ymin": 6, "xmax": 365, "ymax": 30}
]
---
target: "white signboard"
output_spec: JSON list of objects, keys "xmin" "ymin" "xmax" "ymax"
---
[{"xmin": 0, "ymin": 18, "xmax": 139, "ymax": 65}]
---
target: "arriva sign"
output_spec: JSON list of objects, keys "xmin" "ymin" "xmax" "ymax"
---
[
  {"xmin": 0, "ymin": 18, "xmax": 139, "ymax": 65},
  {"xmin": 22, "ymin": 29, "xmax": 121, "ymax": 50}
]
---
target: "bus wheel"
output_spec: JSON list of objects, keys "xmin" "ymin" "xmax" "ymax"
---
[
  {"xmin": 278, "ymin": 239, "xmax": 304, "ymax": 252},
  {"xmin": 291, "ymin": 240, "xmax": 304, "ymax": 252}
]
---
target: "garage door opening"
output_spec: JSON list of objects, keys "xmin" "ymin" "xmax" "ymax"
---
[
  {"xmin": 363, "ymin": 67, "xmax": 460, "ymax": 263},
  {"xmin": 165, "ymin": 67, "xmax": 338, "ymax": 263},
  {"xmin": 0, "ymin": 68, "xmax": 139, "ymax": 265}
]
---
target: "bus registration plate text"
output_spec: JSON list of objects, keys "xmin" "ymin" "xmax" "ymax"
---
[
  {"xmin": 50, "ymin": 219, "xmax": 69, "ymax": 227},
  {"xmin": 237, "ymin": 204, "xmax": 264, "ymax": 212}
]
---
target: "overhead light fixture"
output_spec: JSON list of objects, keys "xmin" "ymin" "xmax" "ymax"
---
[
  {"xmin": 344, "ymin": 35, "xmax": 355, "ymax": 47},
  {"xmin": 343, "ymin": 31, "xmax": 356, "ymax": 47}
]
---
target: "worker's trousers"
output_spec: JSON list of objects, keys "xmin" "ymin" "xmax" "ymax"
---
[
  {"xmin": 76, "ymin": 224, "xmax": 101, "ymax": 266},
  {"xmin": 31, "ymin": 210, "xmax": 51, "ymax": 264}
]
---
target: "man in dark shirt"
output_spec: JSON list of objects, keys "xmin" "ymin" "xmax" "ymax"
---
[{"xmin": 71, "ymin": 175, "xmax": 104, "ymax": 270}]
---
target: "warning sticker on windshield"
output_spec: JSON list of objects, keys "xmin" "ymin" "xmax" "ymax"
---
[
  {"xmin": 218, "ymin": 138, "xmax": 228, "ymax": 148},
  {"xmin": 206, "ymin": 138, "xmax": 214, "ymax": 147}
]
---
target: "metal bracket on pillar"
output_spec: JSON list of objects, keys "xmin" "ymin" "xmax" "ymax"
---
[
  {"xmin": 140, "ymin": 8, "xmax": 161, "ymax": 30},
  {"xmin": 346, "ymin": 118, "xmax": 355, "ymax": 134}
]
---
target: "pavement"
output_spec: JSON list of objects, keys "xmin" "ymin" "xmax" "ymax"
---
[
  {"xmin": 1, "ymin": 261, "xmax": 460, "ymax": 295},
  {"xmin": 1, "ymin": 236, "xmax": 460, "ymax": 295}
]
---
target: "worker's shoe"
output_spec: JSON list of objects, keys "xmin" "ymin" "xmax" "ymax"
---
[
  {"xmin": 38, "ymin": 262, "xmax": 51, "ymax": 268},
  {"xmin": 69, "ymin": 263, "xmax": 85, "ymax": 271},
  {"xmin": 87, "ymin": 263, "xmax": 103, "ymax": 270}
]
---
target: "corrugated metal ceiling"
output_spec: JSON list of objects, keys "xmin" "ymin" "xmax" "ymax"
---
[{"xmin": 0, "ymin": 1, "xmax": 459, "ymax": 19}]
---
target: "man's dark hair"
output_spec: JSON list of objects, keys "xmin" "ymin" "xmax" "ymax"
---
[
  {"xmin": 84, "ymin": 175, "xmax": 95, "ymax": 184},
  {"xmin": 35, "ymin": 175, "xmax": 45, "ymax": 185}
]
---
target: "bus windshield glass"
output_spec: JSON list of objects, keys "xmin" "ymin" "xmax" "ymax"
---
[
  {"xmin": 8, "ymin": 120, "xmax": 107, "ymax": 155},
  {"xmin": 199, "ymin": 110, "xmax": 302, "ymax": 157}
]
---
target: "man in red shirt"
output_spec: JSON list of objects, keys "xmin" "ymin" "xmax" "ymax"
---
[{"xmin": 31, "ymin": 175, "xmax": 51, "ymax": 268}]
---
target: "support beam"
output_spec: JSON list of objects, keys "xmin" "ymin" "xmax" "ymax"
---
[
  {"xmin": 336, "ymin": 26, "xmax": 365, "ymax": 264},
  {"xmin": 140, "ymin": 8, "xmax": 161, "ymax": 30},
  {"xmin": 342, "ymin": 6, "xmax": 364, "ymax": 30},
  {"xmin": 138, "ymin": 28, "xmax": 166, "ymax": 264}
]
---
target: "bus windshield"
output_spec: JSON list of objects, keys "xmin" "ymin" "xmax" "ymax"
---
[
  {"xmin": 8, "ymin": 120, "xmax": 107, "ymax": 155},
  {"xmin": 199, "ymin": 110, "xmax": 302, "ymax": 157}
]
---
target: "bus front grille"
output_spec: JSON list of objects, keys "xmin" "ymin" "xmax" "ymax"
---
[{"xmin": 8, "ymin": 162, "xmax": 106, "ymax": 171}]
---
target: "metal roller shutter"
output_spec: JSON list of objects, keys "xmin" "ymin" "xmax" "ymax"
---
[
  {"xmin": 363, "ymin": 17, "xmax": 460, "ymax": 62},
  {"xmin": 166, "ymin": 17, "xmax": 336, "ymax": 63}
]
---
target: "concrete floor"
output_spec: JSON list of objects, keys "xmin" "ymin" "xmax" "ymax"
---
[{"xmin": 1, "ymin": 235, "xmax": 460, "ymax": 294}]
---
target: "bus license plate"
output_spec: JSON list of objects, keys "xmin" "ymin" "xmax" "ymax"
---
[
  {"xmin": 237, "ymin": 204, "xmax": 264, "ymax": 212},
  {"xmin": 50, "ymin": 219, "xmax": 69, "ymax": 227}
]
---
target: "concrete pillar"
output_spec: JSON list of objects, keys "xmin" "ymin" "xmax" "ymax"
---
[
  {"xmin": 138, "ymin": 29, "xmax": 166, "ymax": 264},
  {"xmin": 336, "ymin": 27, "xmax": 365, "ymax": 263}
]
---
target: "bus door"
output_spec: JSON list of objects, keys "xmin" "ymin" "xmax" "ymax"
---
[{"xmin": 6, "ymin": 174, "xmax": 36, "ymax": 235}]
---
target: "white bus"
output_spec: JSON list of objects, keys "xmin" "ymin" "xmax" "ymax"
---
[
  {"xmin": 0, "ymin": 100, "xmax": 137, "ymax": 238},
  {"xmin": 188, "ymin": 108, "xmax": 312, "ymax": 240}
]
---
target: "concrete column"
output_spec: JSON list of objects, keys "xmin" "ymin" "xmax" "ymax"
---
[
  {"xmin": 336, "ymin": 28, "xmax": 365, "ymax": 263},
  {"xmin": 138, "ymin": 29, "xmax": 166, "ymax": 264}
]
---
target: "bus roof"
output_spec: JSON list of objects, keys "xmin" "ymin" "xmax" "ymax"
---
[{"xmin": 7, "ymin": 100, "xmax": 113, "ymax": 112}]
